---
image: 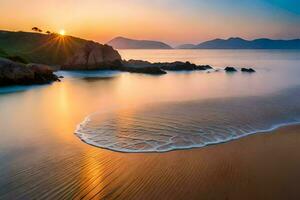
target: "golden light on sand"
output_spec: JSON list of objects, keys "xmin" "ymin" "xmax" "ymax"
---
[{"xmin": 59, "ymin": 29, "xmax": 65, "ymax": 36}]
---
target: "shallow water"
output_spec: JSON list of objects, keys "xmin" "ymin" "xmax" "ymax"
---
[{"xmin": 0, "ymin": 49, "xmax": 300, "ymax": 198}]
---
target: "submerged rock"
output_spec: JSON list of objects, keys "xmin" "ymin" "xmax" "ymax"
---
[
  {"xmin": 225, "ymin": 67, "xmax": 237, "ymax": 72},
  {"xmin": 241, "ymin": 68, "xmax": 256, "ymax": 73},
  {"xmin": 0, "ymin": 58, "xmax": 59, "ymax": 86}
]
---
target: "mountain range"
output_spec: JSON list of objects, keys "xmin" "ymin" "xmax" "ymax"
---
[
  {"xmin": 177, "ymin": 37, "xmax": 300, "ymax": 49},
  {"xmin": 107, "ymin": 37, "xmax": 172, "ymax": 49},
  {"xmin": 107, "ymin": 36, "xmax": 300, "ymax": 49}
]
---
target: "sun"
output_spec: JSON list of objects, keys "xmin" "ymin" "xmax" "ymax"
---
[{"xmin": 59, "ymin": 29, "xmax": 65, "ymax": 36}]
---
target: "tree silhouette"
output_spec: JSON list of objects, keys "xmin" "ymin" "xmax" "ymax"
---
[
  {"xmin": 46, "ymin": 31, "xmax": 51, "ymax": 34},
  {"xmin": 32, "ymin": 27, "xmax": 43, "ymax": 33},
  {"xmin": 32, "ymin": 27, "xmax": 39, "ymax": 32}
]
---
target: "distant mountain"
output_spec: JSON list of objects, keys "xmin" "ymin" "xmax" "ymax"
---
[
  {"xmin": 107, "ymin": 37, "xmax": 172, "ymax": 49},
  {"xmin": 177, "ymin": 37, "xmax": 300, "ymax": 49},
  {"xmin": 176, "ymin": 44, "xmax": 197, "ymax": 49}
]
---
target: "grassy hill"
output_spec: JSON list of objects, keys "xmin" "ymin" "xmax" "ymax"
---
[{"xmin": 0, "ymin": 30, "xmax": 91, "ymax": 65}]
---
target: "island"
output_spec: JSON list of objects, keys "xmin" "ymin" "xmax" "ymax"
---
[{"xmin": 107, "ymin": 36, "xmax": 172, "ymax": 49}]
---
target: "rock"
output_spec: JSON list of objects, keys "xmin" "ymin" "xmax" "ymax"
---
[
  {"xmin": 121, "ymin": 60, "xmax": 166, "ymax": 75},
  {"xmin": 123, "ymin": 60, "xmax": 212, "ymax": 72},
  {"xmin": 123, "ymin": 59, "xmax": 153, "ymax": 68},
  {"xmin": 62, "ymin": 41, "xmax": 122, "ymax": 70},
  {"xmin": 27, "ymin": 63, "xmax": 60, "ymax": 83},
  {"xmin": 241, "ymin": 68, "xmax": 256, "ymax": 73},
  {"xmin": 225, "ymin": 67, "xmax": 237, "ymax": 72},
  {"xmin": 121, "ymin": 66, "xmax": 167, "ymax": 75},
  {"xmin": 159, "ymin": 61, "xmax": 212, "ymax": 71},
  {"xmin": 0, "ymin": 58, "xmax": 59, "ymax": 86}
]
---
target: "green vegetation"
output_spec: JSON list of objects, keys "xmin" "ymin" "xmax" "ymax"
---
[
  {"xmin": 0, "ymin": 30, "xmax": 89, "ymax": 65},
  {"xmin": 5, "ymin": 55, "xmax": 28, "ymax": 64},
  {"xmin": 0, "ymin": 44, "xmax": 28, "ymax": 64},
  {"xmin": 0, "ymin": 48, "xmax": 8, "ymax": 57}
]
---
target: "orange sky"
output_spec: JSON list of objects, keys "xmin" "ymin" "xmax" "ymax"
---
[{"xmin": 1, "ymin": 0, "xmax": 299, "ymax": 46}]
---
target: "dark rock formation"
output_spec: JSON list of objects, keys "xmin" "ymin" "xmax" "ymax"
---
[
  {"xmin": 121, "ymin": 66, "xmax": 167, "ymax": 75},
  {"xmin": 241, "ymin": 68, "xmax": 256, "ymax": 73},
  {"xmin": 123, "ymin": 60, "xmax": 212, "ymax": 73},
  {"xmin": 62, "ymin": 41, "xmax": 122, "ymax": 70},
  {"xmin": 0, "ymin": 58, "xmax": 60, "ymax": 86},
  {"xmin": 121, "ymin": 60, "xmax": 166, "ymax": 75},
  {"xmin": 158, "ymin": 61, "xmax": 212, "ymax": 71},
  {"xmin": 224, "ymin": 67, "xmax": 237, "ymax": 72},
  {"xmin": 27, "ymin": 63, "xmax": 61, "ymax": 83},
  {"xmin": 123, "ymin": 59, "xmax": 153, "ymax": 68}
]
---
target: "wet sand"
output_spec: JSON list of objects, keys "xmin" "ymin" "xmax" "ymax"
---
[
  {"xmin": 2, "ymin": 125, "xmax": 300, "ymax": 199},
  {"xmin": 95, "ymin": 125, "xmax": 300, "ymax": 200}
]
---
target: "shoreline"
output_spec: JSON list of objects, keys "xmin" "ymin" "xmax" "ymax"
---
[{"xmin": 75, "ymin": 113, "xmax": 300, "ymax": 153}]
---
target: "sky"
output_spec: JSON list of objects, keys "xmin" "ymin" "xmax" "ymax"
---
[{"xmin": 0, "ymin": 0, "xmax": 299, "ymax": 45}]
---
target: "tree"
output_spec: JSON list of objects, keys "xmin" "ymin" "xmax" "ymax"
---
[
  {"xmin": 32, "ymin": 27, "xmax": 39, "ymax": 32},
  {"xmin": 32, "ymin": 27, "xmax": 43, "ymax": 33},
  {"xmin": 46, "ymin": 31, "xmax": 51, "ymax": 34}
]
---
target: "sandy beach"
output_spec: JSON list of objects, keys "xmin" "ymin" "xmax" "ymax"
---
[
  {"xmin": 2, "ymin": 114, "xmax": 300, "ymax": 200},
  {"xmin": 60, "ymin": 125, "xmax": 300, "ymax": 200}
]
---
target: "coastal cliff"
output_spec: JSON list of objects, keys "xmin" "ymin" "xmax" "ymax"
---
[
  {"xmin": 0, "ymin": 58, "xmax": 60, "ymax": 86},
  {"xmin": 62, "ymin": 41, "xmax": 122, "ymax": 70}
]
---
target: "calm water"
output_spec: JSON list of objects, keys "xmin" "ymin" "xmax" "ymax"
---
[
  {"xmin": 0, "ymin": 50, "xmax": 300, "ymax": 197},
  {"xmin": 76, "ymin": 49, "xmax": 300, "ymax": 152}
]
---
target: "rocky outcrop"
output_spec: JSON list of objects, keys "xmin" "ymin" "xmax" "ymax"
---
[
  {"xmin": 158, "ymin": 61, "xmax": 212, "ymax": 71},
  {"xmin": 122, "ymin": 60, "xmax": 212, "ymax": 74},
  {"xmin": 123, "ymin": 60, "xmax": 153, "ymax": 68},
  {"xmin": 121, "ymin": 66, "xmax": 167, "ymax": 75},
  {"xmin": 62, "ymin": 41, "xmax": 122, "ymax": 70},
  {"xmin": 225, "ymin": 67, "xmax": 237, "ymax": 72},
  {"xmin": 27, "ymin": 63, "xmax": 60, "ymax": 83},
  {"xmin": 0, "ymin": 58, "xmax": 60, "ymax": 86},
  {"xmin": 241, "ymin": 68, "xmax": 256, "ymax": 73}
]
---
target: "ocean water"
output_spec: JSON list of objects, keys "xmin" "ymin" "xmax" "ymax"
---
[
  {"xmin": 1, "ymin": 49, "xmax": 300, "ymax": 198},
  {"xmin": 74, "ymin": 49, "xmax": 300, "ymax": 152}
]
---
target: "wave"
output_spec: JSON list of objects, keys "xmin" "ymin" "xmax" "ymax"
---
[{"xmin": 75, "ymin": 88, "xmax": 300, "ymax": 153}]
